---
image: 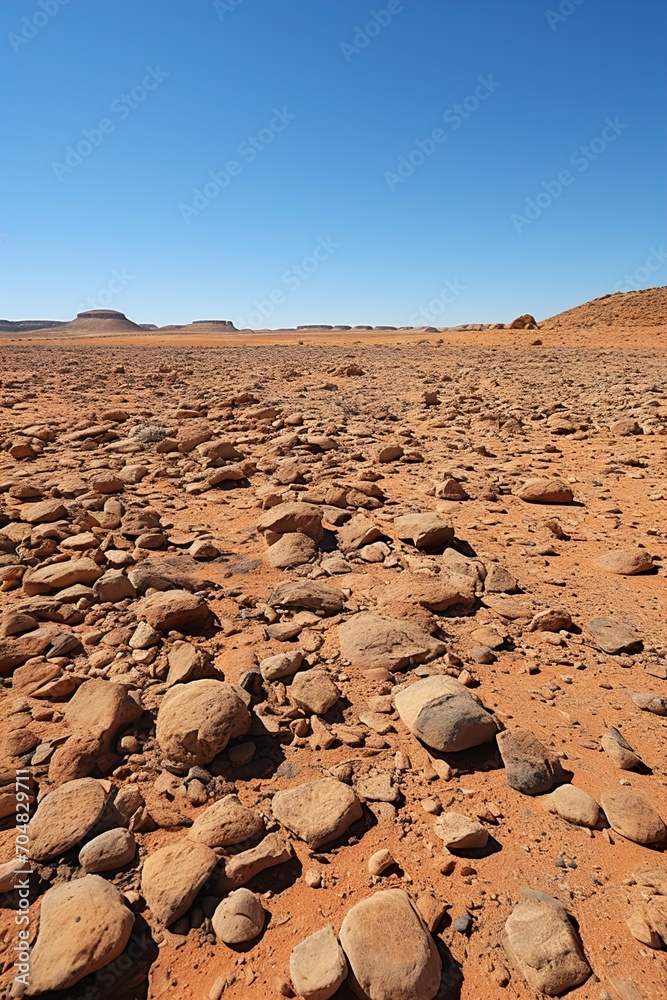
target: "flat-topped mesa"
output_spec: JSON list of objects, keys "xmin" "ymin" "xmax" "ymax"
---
[
  {"xmin": 191, "ymin": 319, "xmax": 237, "ymax": 329},
  {"xmin": 76, "ymin": 309, "xmax": 129, "ymax": 321}
]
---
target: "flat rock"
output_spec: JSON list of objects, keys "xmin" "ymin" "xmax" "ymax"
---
[
  {"xmin": 29, "ymin": 778, "xmax": 108, "ymax": 861},
  {"xmin": 339, "ymin": 889, "xmax": 441, "ymax": 1000},
  {"xmin": 212, "ymin": 888, "xmax": 265, "ymax": 944},
  {"xmin": 587, "ymin": 618, "xmax": 642, "ymax": 654},
  {"xmin": 257, "ymin": 501, "xmax": 324, "ymax": 542},
  {"xmin": 627, "ymin": 691, "xmax": 667, "ymax": 715},
  {"xmin": 394, "ymin": 675, "xmax": 497, "ymax": 752},
  {"xmin": 339, "ymin": 612, "xmax": 446, "ymax": 672},
  {"xmin": 598, "ymin": 548, "xmax": 654, "ymax": 575},
  {"xmin": 515, "ymin": 478, "xmax": 574, "ymax": 504},
  {"xmin": 503, "ymin": 898, "xmax": 590, "ymax": 995},
  {"xmin": 156, "ymin": 679, "xmax": 250, "ymax": 765},
  {"xmin": 600, "ymin": 787, "xmax": 666, "ymax": 845},
  {"xmin": 23, "ymin": 557, "xmax": 103, "ymax": 596},
  {"xmin": 26, "ymin": 875, "xmax": 134, "ymax": 995},
  {"xmin": 394, "ymin": 512, "xmax": 454, "ymax": 549},
  {"xmin": 272, "ymin": 777, "xmax": 362, "ymax": 848},
  {"xmin": 189, "ymin": 794, "xmax": 265, "ymax": 848},
  {"xmin": 141, "ymin": 838, "xmax": 218, "ymax": 925},
  {"xmin": 290, "ymin": 925, "xmax": 348, "ymax": 1000},
  {"xmin": 268, "ymin": 579, "xmax": 345, "ymax": 615}
]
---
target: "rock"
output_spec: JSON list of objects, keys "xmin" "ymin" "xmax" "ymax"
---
[
  {"xmin": 26, "ymin": 875, "xmax": 134, "ymax": 995},
  {"xmin": 381, "ymin": 571, "xmax": 475, "ymax": 613},
  {"xmin": 496, "ymin": 729, "xmax": 566, "ymax": 796},
  {"xmin": 167, "ymin": 640, "xmax": 215, "ymax": 686},
  {"xmin": 214, "ymin": 832, "xmax": 293, "ymax": 892},
  {"xmin": 141, "ymin": 838, "xmax": 218, "ymax": 925},
  {"xmin": 394, "ymin": 675, "xmax": 497, "ymax": 752},
  {"xmin": 435, "ymin": 478, "xmax": 469, "ymax": 500},
  {"xmin": 64, "ymin": 678, "xmax": 142, "ymax": 758},
  {"xmin": 509, "ymin": 313, "xmax": 537, "ymax": 329},
  {"xmin": 527, "ymin": 608, "xmax": 572, "ymax": 633},
  {"xmin": 212, "ymin": 888, "xmax": 265, "ymax": 944},
  {"xmin": 434, "ymin": 812, "xmax": 489, "ymax": 849},
  {"xmin": 543, "ymin": 785, "xmax": 600, "ymax": 827},
  {"xmin": 93, "ymin": 569, "xmax": 136, "ymax": 602},
  {"xmin": 290, "ymin": 925, "xmax": 348, "ymax": 1000},
  {"xmin": 601, "ymin": 727, "xmax": 643, "ymax": 770},
  {"xmin": 268, "ymin": 579, "xmax": 345, "ymax": 615},
  {"xmin": 484, "ymin": 563, "xmax": 518, "ymax": 593},
  {"xmin": 503, "ymin": 898, "xmax": 590, "ymax": 995},
  {"xmin": 339, "ymin": 613, "xmax": 446, "ymax": 672},
  {"xmin": 515, "ymin": 478, "xmax": 574, "ymax": 504},
  {"xmin": 79, "ymin": 828, "xmax": 136, "ymax": 872},
  {"xmin": 257, "ymin": 501, "xmax": 324, "ymax": 542},
  {"xmin": 394, "ymin": 512, "xmax": 454, "ymax": 549},
  {"xmin": 156, "ymin": 679, "xmax": 251, "ymax": 765},
  {"xmin": 290, "ymin": 668, "xmax": 340, "ymax": 715},
  {"xmin": 19, "ymin": 498, "xmax": 67, "ymax": 523},
  {"xmin": 127, "ymin": 559, "xmax": 195, "ymax": 593},
  {"xmin": 368, "ymin": 848, "xmax": 396, "ymax": 875},
  {"xmin": 260, "ymin": 650, "xmax": 303, "ymax": 681},
  {"xmin": 29, "ymin": 778, "xmax": 108, "ymax": 860},
  {"xmin": 337, "ymin": 514, "xmax": 383, "ymax": 553},
  {"xmin": 598, "ymin": 548, "xmax": 654, "ymax": 575},
  {"xmin": 265, "ymin": 531, "xmax": 317, "ymax": 567},
  {"xmin": 272, "ymin": 778, "xmax": 362, "ymax": 848},
  {"xmin": 23, "ymin": 557, "xmax": 103, "ymax": 595},
  {"xmin": 135, "ymin": 589, "xmax": 213, "ymax": 633},
  {"xmin": 600, "ymin": 787, "xmax": 666, "ymax": 845},
  {"xmin": 339, "ymin": 889, "xmax": 441, "ymax": 1000},
  {"xmin": 587, "ymin": 617, "xmax": 642, "ymax": 654},
  {"xmin": 0, "ymin": 628, "xmax": 54, "ymax": 674},
  {"xmin": 189, "ymin": 794, "xmax": 265, "ymax": 848},
  {"xmin": 627, "ymin": 691, "xmax": 667, "ymax": 716}
]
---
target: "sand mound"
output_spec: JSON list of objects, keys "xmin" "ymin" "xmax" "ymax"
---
[{"xmin": 542, "ymin": 285, "xmax": 666, "ymax": 330}]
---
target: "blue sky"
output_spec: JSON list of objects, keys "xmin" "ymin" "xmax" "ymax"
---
[{"xmin": 1, "ymin": 0, "xmax": 665, "ymax": 327}]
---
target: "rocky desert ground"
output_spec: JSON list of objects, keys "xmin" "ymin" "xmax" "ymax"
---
[{"xmin": 0, "ymin": 286, "xmax": 666, "ymax": 1000}]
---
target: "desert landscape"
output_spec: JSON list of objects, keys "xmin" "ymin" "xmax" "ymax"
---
[{"xmin": 0, "ymin": 285, "xmax": 665, "ymax": 1000}]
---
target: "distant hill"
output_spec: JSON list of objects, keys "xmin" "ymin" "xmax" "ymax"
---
[{"xmin": 542, "ymin": 286, "xmax": 667, "ymax": 330}]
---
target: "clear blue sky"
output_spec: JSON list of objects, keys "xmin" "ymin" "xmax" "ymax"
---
[{"xmin": 1, "ymin": 0, "xmax": 665, "ymax": 327}]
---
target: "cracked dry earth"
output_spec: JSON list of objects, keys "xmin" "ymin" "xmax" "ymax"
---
[{"xmin": 0, "ymin": 335, "xmax": 666, "ymax": 1000}]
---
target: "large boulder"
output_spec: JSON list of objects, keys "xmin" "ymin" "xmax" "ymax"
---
[
  {"xmin": 63, "ymin": 678, "xmax": 142, "ymax": 758},
  {"xmin": 141, "ymin": 839, "xmax": 218, "ymax": 925},
  {"xmin": 156, "ymin": 679, "xmax": 250, "ymax": 765},
  {"xmin": 503, "ymin": 898, "xmax": 590, "ymax": 995},
  {"xmin": 272, "ymin": 778, "xmax": 362, "ymax": 848},
  {"xmin": 394, "ymin": 676, "xmax": 497, "ymax": 752},
  {"xmin": 339, "ymin": 889, "xmax": 441, "ymax": 1000},
  {"xmin": 339, "ymin": 613, "xmax": 446, "ymax": 672},
  {"xmin": 26, "ymin": 876, "xmax": 134, "ymax": 995},
  {"xmin": 29, "ymin": 778, "xmax": 108, "ymax": 861}
]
